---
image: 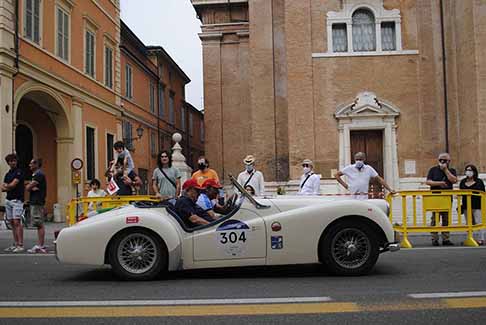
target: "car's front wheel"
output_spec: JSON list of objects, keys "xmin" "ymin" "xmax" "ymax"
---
[
  {"xmin": 109, "ymin": 228, "xmax": 167, "ymax": 280},
  {"xmin": 320, "ymin": 220, "xmax": 379, "ymax": 276}
]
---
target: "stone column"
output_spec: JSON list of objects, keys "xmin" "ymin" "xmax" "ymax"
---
[
  {"xmin": 56, "ymin": 137, "xmax": 74, "ymax": 209},
  {"xmin": 71, "ymin": 98, "xmax": 84, "ymax": 197},
  {"xmin": 171, "ymin": 133, "xmax": 192, "ymax": 184},
  {"xmin": 0, "ymin": 0, "xmax": 15, "ymax": 204},
  {"xmin": 199, "ymin": 32, "xmax": 223, "ymax": 180}
]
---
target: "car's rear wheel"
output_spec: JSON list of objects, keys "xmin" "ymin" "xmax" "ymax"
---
[
  {"xmin": 320, "ymin": 220, "xmax": 379, "ymax": 276},
  {"xmin": 109, "ymin": 228, "xmax": 167, "ymax": 280}
]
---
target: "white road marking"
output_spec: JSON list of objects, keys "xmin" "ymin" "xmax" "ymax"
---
[
  {"xmin": 0, "ymin": 297, "xmax": 332, "ymax": 307},
  {"xmin": 409, "ymin": 291, "xmax": 486, "ymax": 299}
]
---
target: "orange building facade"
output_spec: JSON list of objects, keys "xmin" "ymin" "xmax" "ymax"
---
[{"xmin": 0, "ymin": 0, "xmax": 204, "ymax": 212}]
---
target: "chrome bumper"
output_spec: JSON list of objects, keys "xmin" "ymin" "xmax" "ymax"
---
[{"xmin": 381, "ymin": 242, "xmax": 400, "ymax": 253}]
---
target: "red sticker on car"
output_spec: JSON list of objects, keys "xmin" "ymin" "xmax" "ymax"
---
[{"xmin": 126, "ymin": 216, "xmax": 139, "ymax": 224}]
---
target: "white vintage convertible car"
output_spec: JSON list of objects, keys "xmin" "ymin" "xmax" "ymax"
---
[{"xmin": 56, "ymin": 176, "xmax": 399, "ymax": 280}]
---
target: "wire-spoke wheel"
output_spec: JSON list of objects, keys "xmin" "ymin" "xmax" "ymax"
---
[
  {"xmin": 118, "ymin": 233, "xmax": 157, "ymax": 274},
  {"xmin": 331, "ymin": 228, "xmax": 371, "ymax": 269},
  {"xmin": 109, "ymin": 228, "xmax": 167, "ymax": 281},
  {"xmin": 320, "ymin": 220, "xmax": 379, "ymax": 276}
]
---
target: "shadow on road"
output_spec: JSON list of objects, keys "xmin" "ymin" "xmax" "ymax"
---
[{"xmin": 62, "ymin": 261, "xmax": 403, "ymax": 283}]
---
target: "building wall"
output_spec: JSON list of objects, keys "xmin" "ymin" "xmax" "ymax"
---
[
  {"xmin": 0, "ymin": 0, "xmax": 203, "ymax": 212},
  {"xmin": 193, "ymin": 0, "xmax": 485, "ymax": 188}
]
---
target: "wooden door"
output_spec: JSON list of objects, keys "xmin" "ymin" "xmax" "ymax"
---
[{"xmin": 350, "ymin": 130, "xmax": 384, "ymax": 198}]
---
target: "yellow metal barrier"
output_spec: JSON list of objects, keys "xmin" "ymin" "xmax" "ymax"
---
[
  {"xmin": 67, "ymin": 195, "xmax": 160, "ymax": 226},
  {"xmin": 387, "ymin": 190, "xmax": 486, "ymax": 248}
]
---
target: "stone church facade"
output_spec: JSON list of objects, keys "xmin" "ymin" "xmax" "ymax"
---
[{"xmin": 192, "ymin": 0, "xmax": 486, "ymax": 191}]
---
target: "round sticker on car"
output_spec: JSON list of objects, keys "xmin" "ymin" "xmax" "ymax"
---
[{"xmin": 216, "ymin": 220, "xmax": 250, "ymax": 257}]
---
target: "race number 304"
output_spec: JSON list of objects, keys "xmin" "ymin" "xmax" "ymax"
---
[{"xmin": 218, "ymin": 231, "xmax": 247, "ymax": 244}]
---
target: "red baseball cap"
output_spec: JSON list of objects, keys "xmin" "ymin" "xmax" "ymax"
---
[
  {"xmin": 182, "ymin": 179, "xmax": 203, "ymax": 191},
  {"xmin": 201, "ymin": 178, "xmax": 223, "ymax": 189}
]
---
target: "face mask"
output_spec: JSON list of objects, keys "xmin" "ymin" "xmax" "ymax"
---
[
  {"xmin": 198, "ymin": 163, "xmax": 206, "ymax": 170},
  {"xmin": 303, "ymin": 167, "xmax": 311, "ymax": 174},
  {"xmin": 465, "ymin": 171, "xmax": 474, "ymax": 178},
  {"xmin": 246, "ymin": 165, "xmax": 254, "ymax": 172},
  {"xmin": 355, "ymin": 161, "xmax": 364, "ymax": 169}
]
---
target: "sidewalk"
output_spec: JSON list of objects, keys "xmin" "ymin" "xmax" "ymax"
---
[{"xmin": 0, "ymin": 221, "xmax": 66, "ymax": 253}]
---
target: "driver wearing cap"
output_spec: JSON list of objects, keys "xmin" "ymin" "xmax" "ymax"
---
[
  {"xmin": 175, "ymin": 179, "xmax": 213, "ymax": 227},
  {"xmin": 197, "ymin": 179, "xmax": 233, "ymax": 220}
]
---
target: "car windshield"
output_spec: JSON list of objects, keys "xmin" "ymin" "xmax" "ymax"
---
[{"xmin": 229, "ymin": 174, "xmax": 270, "ymax": 210}]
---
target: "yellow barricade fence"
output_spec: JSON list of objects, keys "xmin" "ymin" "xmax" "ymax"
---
[
  {"xmin": 67, "ymin": 195, "xmax": 160, "ymax": 226},
  {"xmin": 386, "ymin": 190, "xmax": 486, "ymax": 248}
]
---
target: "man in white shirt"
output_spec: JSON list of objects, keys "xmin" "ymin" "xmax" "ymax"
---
[
  {"xmin": 298, "ymin": 159, "xmax": 321, "ymax": 195},
  {"xmin": 237, "ymin": 155, "xmax": 265, "ymax": 196},
  {"xmin": 335, "ymin": 152, "xmax": 395, "ymax": 200}
]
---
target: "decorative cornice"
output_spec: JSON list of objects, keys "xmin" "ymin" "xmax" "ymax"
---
[
  {"xmin": 335, "ymin": 91, "xmax": 400, "ymax": 119},
  {"xmin": 199, "ymin": 32, "xmax": 223, "ymax": 42},
  {"xmin": 192, "ymin": 0, "xmax": 247, "ymax": 6}
]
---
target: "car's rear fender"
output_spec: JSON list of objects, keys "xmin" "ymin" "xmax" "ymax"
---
[{"xmin": 57, "ymin": 207, "xmax": 183, "ymax": 270}]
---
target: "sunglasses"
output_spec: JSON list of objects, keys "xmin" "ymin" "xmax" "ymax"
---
[
  {"xmin": 302, "ymin": 164, "xmax": 310, "ymax": 168},
  {"xmin": 438, "ymin": 159, "xmax": 450, "ymax": 163}
]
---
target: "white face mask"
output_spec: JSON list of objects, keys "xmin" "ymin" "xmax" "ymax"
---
[
  {"xmin": 246, "ymin": 165, "xmax": 254, "ymax": 172},
  {"xmin": 355, "ymin": 161, "xmax": 364, "ymax": 169},
  {"xmin": 465, "ymin": 171, "xmax": 474, "ymax": 178},
  {"xmin": 303, "ymin": 167, "xmax": 311, "ymax": 174}
]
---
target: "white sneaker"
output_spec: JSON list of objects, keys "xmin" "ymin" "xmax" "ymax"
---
[
  {"xmin": 27, "ymin": 245, "xmax": 47, "ymax": 254},
  {"xmin": 27, "ymin": 245, "xmax": 40, "ymax": 253},
  {"xmin": 4, "ymin": 245, "xmax": 16, "ymax": 252},
  {"xmin": 12, "ymin": 246, "xmax": 24, "ymax": 253}
]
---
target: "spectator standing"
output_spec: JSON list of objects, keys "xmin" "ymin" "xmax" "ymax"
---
[
  {"xmin": 237, "ymin": 155, "xmax": 265, "ymax": 196},
  {"xmin": 87, "ymin": 179, "xmax": 106, "ymax": 216},
  {"xmin": 336, "ymin": 152, "xmax": 395, "ymax": 200},
  {"xmin": 152, "ymin": 150, "xmax": 181, "ymax": 200},
  {"xmin": 459, "ymin": 164, "xmax": 485, "ymax": 245},
  {"xmin": 1, "ymin": 154, "xmax": 25, "ymax": 253},
  {"xmin": 298, "ymin": 159, "xmax": 321, "ymax": 195},
  {"xmin": 191, "ymin": 156, "xmax": 219, "ymax": 187},
  {"xmin": 25, "ymin": 158, "xmax": 47, "ymax": 254},
  {"xmin": 425, "ymin": 152, "xmax": 457, "ymax": 246}
]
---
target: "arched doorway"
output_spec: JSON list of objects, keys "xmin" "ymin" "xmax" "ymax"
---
[
  {"xmin": 15, "ymin": 124, "xmax": 34, "ymax": 177},
  {"xmin": 14, "ymin": 83, "xmax": 73, "ymax": 213}
]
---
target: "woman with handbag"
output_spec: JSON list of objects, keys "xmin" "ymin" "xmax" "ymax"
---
[{"xmin": 152, "ymin": 150, "xmax": 181, "ymax": 200}]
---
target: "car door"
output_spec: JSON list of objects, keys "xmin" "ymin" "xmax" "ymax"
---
[{"xmin": 192, "ymin": 208, "xmax": 266, "ymax": 262}]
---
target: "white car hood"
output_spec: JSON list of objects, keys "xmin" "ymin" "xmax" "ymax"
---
[{"xmin": 265, "ymin": 195, "xmax": 389, "ymax": 215}]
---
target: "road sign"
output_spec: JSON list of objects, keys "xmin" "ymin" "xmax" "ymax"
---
[{"xmin": 71, "ymin": 158, "xmax": 83, "ymax": 171}]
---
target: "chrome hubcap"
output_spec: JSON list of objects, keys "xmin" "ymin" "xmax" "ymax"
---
[
  {"xmin": 331, "ymin": 228, "xmax": 371, "ymax": 269},
  {"xmin": 117, "ymin": 233, "xmax": 157, "ymax": 274}
]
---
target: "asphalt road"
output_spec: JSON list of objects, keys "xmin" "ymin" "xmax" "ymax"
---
[{"xmin": 0, "ymin": 226, "xmax": 486, "ymax": 325}]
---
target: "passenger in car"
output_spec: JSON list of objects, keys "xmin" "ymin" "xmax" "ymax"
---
[
  {"xmin": 175, "ymin": 179, "xmax": 213, "ymax": 227},
  {"xmin": 197, "ymin": 179, "xmax": 233, "ymax": 220}
]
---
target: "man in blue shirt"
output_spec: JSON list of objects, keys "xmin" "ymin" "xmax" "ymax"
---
[
  {"xmin": 1, "ymin": 154, "xmax": 25, "ymax": 253},
  {"xmin": 197, "ymin": 179, "xmax": 233, "ymax": 219},
  {"xmin": 175, "ymin": 179, "xmax": 213, "ymax": 227},
  {"xmin": 26, "ymin": 158, "xmax": 47, "ymax": 254}
]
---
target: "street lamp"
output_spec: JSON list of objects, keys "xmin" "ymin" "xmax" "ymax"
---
[
  {"xmin": 123, "ymin": 125, "xmax": 144, "ymax": 151},
  {"xmin": 136, "ymin": 125, "xmax": 144, "ymax": 139}
]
